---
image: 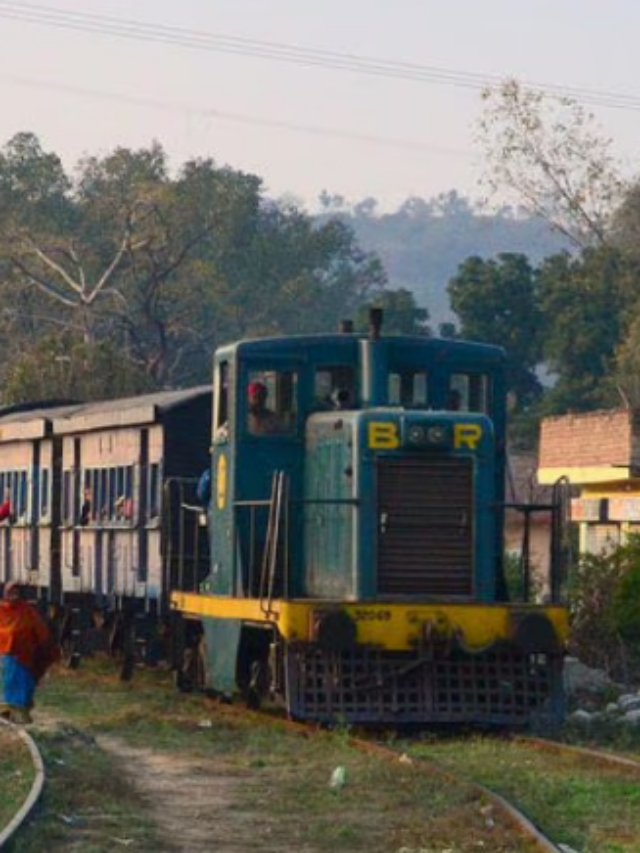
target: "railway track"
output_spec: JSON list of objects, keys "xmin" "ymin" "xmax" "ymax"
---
[
  {"xmin": 204, "ymin": 698, "xmax": 576, "ymax": 851},
  {"xmin": 346, "ymin": 734, "xmax": 566, "ymax": 853},
  {"xmin": 210, "ymin": 694, "xmax": 640, "ymax": 852},
  {"xmin": 0, "ymin": 718, "xmax": 46, "ymax": 848},
  {"xmin": 11, "ymin": 664, "xmax": 640, "ymax": 853},
  {"xmin": 401, "ymin": 729, "xmax": 640, "ymax": 853}
]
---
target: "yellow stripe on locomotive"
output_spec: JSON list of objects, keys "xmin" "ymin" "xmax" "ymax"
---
[{"xmin": 173, "ymin": 593, "xmax": 568, "ymax": 654}]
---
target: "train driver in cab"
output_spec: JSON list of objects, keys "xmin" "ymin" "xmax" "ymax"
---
[{"xmin": 247, "ymin": 380, "xmax": 283, "ymax": 435}]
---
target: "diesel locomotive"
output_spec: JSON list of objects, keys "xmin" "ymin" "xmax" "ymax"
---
[{"xmin": 171, "ymin": 313, "xmax": 570, "ymax": 726}]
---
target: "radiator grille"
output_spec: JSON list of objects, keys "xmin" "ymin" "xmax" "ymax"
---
[
  {"xmin": 285, "ymin": 645, "xmax": 564, "ymax": 726},
  {"xmin": 377, "ymin": 456, "xmax": 474, "ymax": 597}
]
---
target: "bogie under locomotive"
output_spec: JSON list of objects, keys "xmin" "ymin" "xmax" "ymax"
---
[{"xmin": 172, "ymin": 317, "xmax": 569, "ymax": 726}]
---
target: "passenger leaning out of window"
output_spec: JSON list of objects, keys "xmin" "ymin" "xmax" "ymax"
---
[{"xmin": 0, "ymin": 488, "xmax": 11, "ymax": 524}]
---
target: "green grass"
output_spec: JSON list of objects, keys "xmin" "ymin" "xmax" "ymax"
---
[
  {"xmin": 407, "ymin": 736, "xmax": 640, "ymax": 853},
  {"xmin": 0, "ymin": 729, "xmax": 35, "ymax": 832},
  {"xmin": 6, "ymin": 732, "xmax": 160, "ymax": 852},
  {"xmin": 15, "ymin": 659, "xmax": 542, "ymax": 852}
]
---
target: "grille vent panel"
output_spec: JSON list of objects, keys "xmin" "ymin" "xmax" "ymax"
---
[{"xmin": 377, "ymin": 456, "xmax": 474, "ymax": 597}]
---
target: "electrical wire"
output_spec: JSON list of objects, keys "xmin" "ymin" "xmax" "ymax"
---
[
  {"xmin": 0, "ymin": 71, "xmax": 470, "ymax": 157},
  {"xmin": 0, "ymin": 2, "xmax": 639, "ymax": 112}
]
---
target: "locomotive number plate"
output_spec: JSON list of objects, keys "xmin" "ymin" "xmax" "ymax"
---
[{"xmin": 353, "ymin": 608, "xmax": 392, "ymax": 622}]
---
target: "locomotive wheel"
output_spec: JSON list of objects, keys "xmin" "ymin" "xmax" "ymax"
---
[
  {"xmin": 244, "ymin": 659, "xmax": 271, "ymax": 711},
  {"xmin": 175, "ymin": 635, "xmax": 207, "ymax": 693},
  {"xmin": 61, "ymin": 640, "xmax": 82, "ymax": 670},
  {"xmin": 59, "ymin": 611, "xmax": 82, "ymax": 670}
]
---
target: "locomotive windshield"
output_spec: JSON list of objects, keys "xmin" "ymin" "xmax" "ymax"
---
[
  {"xmin": 387, "ymin": 369, "xmax": 429, "ymax": 408},
  {"xmin": 449, "ymin": 372, "xmax": 491, "ymax": 413}
]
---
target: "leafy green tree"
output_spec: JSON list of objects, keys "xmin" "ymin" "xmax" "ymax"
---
[
  {"xmin": 356, "ymin": 288, "xmax": 429, "ymax": 335},
  {"xmin": 448, "ymin": 253, "xmax": 542, "ymax": 408},
  {"xmin": 536, "ymin": 248, "xmax": 636, "ymax": 412},
  {"xmin": 0, "ymin": 135, "xmax": 387, "ymax": 398},
  {"xmin": 3, "ymin": 334, "xmax": 153, "ymax": 404}
]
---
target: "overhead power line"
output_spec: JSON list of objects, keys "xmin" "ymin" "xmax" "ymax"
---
[
  {"xmin": 0, "ymin": 72, "xmax": 470, "ymax": 157},
  {"xmin": 1, "ymin": 2, "xmax": 640, "ymax": 112}
]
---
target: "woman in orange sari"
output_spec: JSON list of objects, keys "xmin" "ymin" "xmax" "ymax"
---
[{"xmin": 0, "ymin": 582, "xmax": 59, "ymax": 723}]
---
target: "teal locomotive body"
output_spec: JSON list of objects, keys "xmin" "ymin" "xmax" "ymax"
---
[{"xmin": 174, "ymin": 316, "xmax": 568, "ymax": 726}]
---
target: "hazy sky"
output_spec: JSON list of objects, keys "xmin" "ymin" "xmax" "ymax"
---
[{"xmin": 0, "ymin": 1, "xmax": 639, "ymax": 210}]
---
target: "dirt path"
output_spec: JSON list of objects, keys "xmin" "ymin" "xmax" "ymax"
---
[
  {"xmin": 30, "ymin": 709, "xmax": 293, "ymax": 853},
  {"xmin": 96, "ymin": 735, "xmax": 285, "ymax": 853}
]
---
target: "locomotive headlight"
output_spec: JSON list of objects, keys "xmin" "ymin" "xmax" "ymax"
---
[
  {"xmin": 405, "ymin": 421, "xmax": 450, "ymax": 448},
  {"xmin": 426, "ymin": 424, "xmax": 447, "ymax": 444},
  {"xmin": 407, "ymin": 424, "xmax": 426, "ymax": 444}
]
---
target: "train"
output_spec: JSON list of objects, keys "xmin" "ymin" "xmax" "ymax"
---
[{"xmin": 0, "ymin": 312, "xmax": 570, "ymax": 726}]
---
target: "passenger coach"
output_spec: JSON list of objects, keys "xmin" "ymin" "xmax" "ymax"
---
[{"xmin": 0, "ymin": 388, "xmax": 212, "ymax": 664}]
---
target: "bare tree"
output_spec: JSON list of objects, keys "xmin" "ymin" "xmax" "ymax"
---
[{"xmin": 477, "ymin": 79, "xmax": 627, "ymax": 248}]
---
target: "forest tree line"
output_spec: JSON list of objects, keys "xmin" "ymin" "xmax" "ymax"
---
[
  {"xmin": 0, "ymin": 132, "xmax": 400, "ymax": 403},
  {"xmin": 3, "ymin": 75, "xmax": 640, "ymax": 450}
]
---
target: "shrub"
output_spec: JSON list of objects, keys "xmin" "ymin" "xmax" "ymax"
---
[{"xmin": 568, "ymin": 535, "xmax": 640, "ymax": 683}]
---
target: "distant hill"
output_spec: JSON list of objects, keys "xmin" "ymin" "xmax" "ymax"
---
[{"xmin": 315, "ymin": 191, "xmax": 571, "ymax": 326}]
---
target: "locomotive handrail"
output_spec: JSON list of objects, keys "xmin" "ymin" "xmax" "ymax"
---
[
  {"xmin": 499, "ymin": 484, "xmax": 572, "ymax": 605},
  {"xmin": 259, "ymin": 471, "xmax": 289, "ymax": 614}
]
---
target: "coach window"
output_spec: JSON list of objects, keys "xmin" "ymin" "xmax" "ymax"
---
[
  {"xmin": 314, "ymin": 366, "xmax": 355, "ymax": 410},
  {"xmin": 388, "ymin": 370, "xmax": 429, "ymax": 408},
  {"xmin": 213, "ymin": 361, "xmax": 230, "ymax": 443},
  {"xmin": 246, "ymin": 370, "xmax": 298, "ymax": 436},
  {"xmin": 39, "ymin": 468, "xmax": 50, "ymax": 521},
  {"xmin": 16, "ymin": 472, "xmax": 27, "ymax": 520},
  {"xmin": 448, "ymin": 373, "xmax": 491, "ymax": 413},
  {"xmin": 62, "ymin": 470, "xmax": 73, "ymax": 525}
]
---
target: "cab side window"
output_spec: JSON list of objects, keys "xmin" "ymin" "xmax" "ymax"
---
[
  {"xmin": 449, "ymin": 373, "xmax": 491, "ymax": 413},
  {"xmin": 246, "ymin": 370, "xmax": 298, "ymax": 436},
  {"xmin": 314, "ymin": 366, "xmax": 355, "ymax": 410},
  {"xmin": 388, "ymin": 370, "xmax": 429, "ymax": 407},
  {"xmin": 213, "ymin": 361, "xmax": 230, "ymax": 443}
]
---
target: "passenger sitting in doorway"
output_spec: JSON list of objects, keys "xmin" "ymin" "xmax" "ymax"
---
[
  {"xmin": 247, "ymin": 381, "xmax": 282, "ymax": 435},
  {"xmin": 0, "ymin": 488, "xmax": 11, "ymax": 524}
]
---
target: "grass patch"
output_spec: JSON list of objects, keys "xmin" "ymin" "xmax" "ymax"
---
[
  {"xmin": 23, "ymin": 659, "xmax": 540, "ymax": 852},
  {"xmin": 0, "ymin": 728, "xmax": 35, "ymax": 831},
  {"xmin": 6, "ymin": 725, "xmax": 163, "ymax": 853},
  {"xmin": 408, "ymin": 735, "xmax": 640, "ymax": 853}
]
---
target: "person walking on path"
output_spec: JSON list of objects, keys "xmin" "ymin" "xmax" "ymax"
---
[{"xmin": 0, "ymin": 582, "xmax": 59, "ymax": 723}]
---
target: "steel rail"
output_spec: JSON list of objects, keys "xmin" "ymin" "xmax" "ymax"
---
[
  {"xmin": 515, "ymin": 734, "xmax": 640, "ymax": 773},
  {"xmin": 0, "ymin": 718, "xmax": 46, "ymax": 848},
  {"xmin": 346, "ymin": 737, "xmax": 564, "ymax": 853}
]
